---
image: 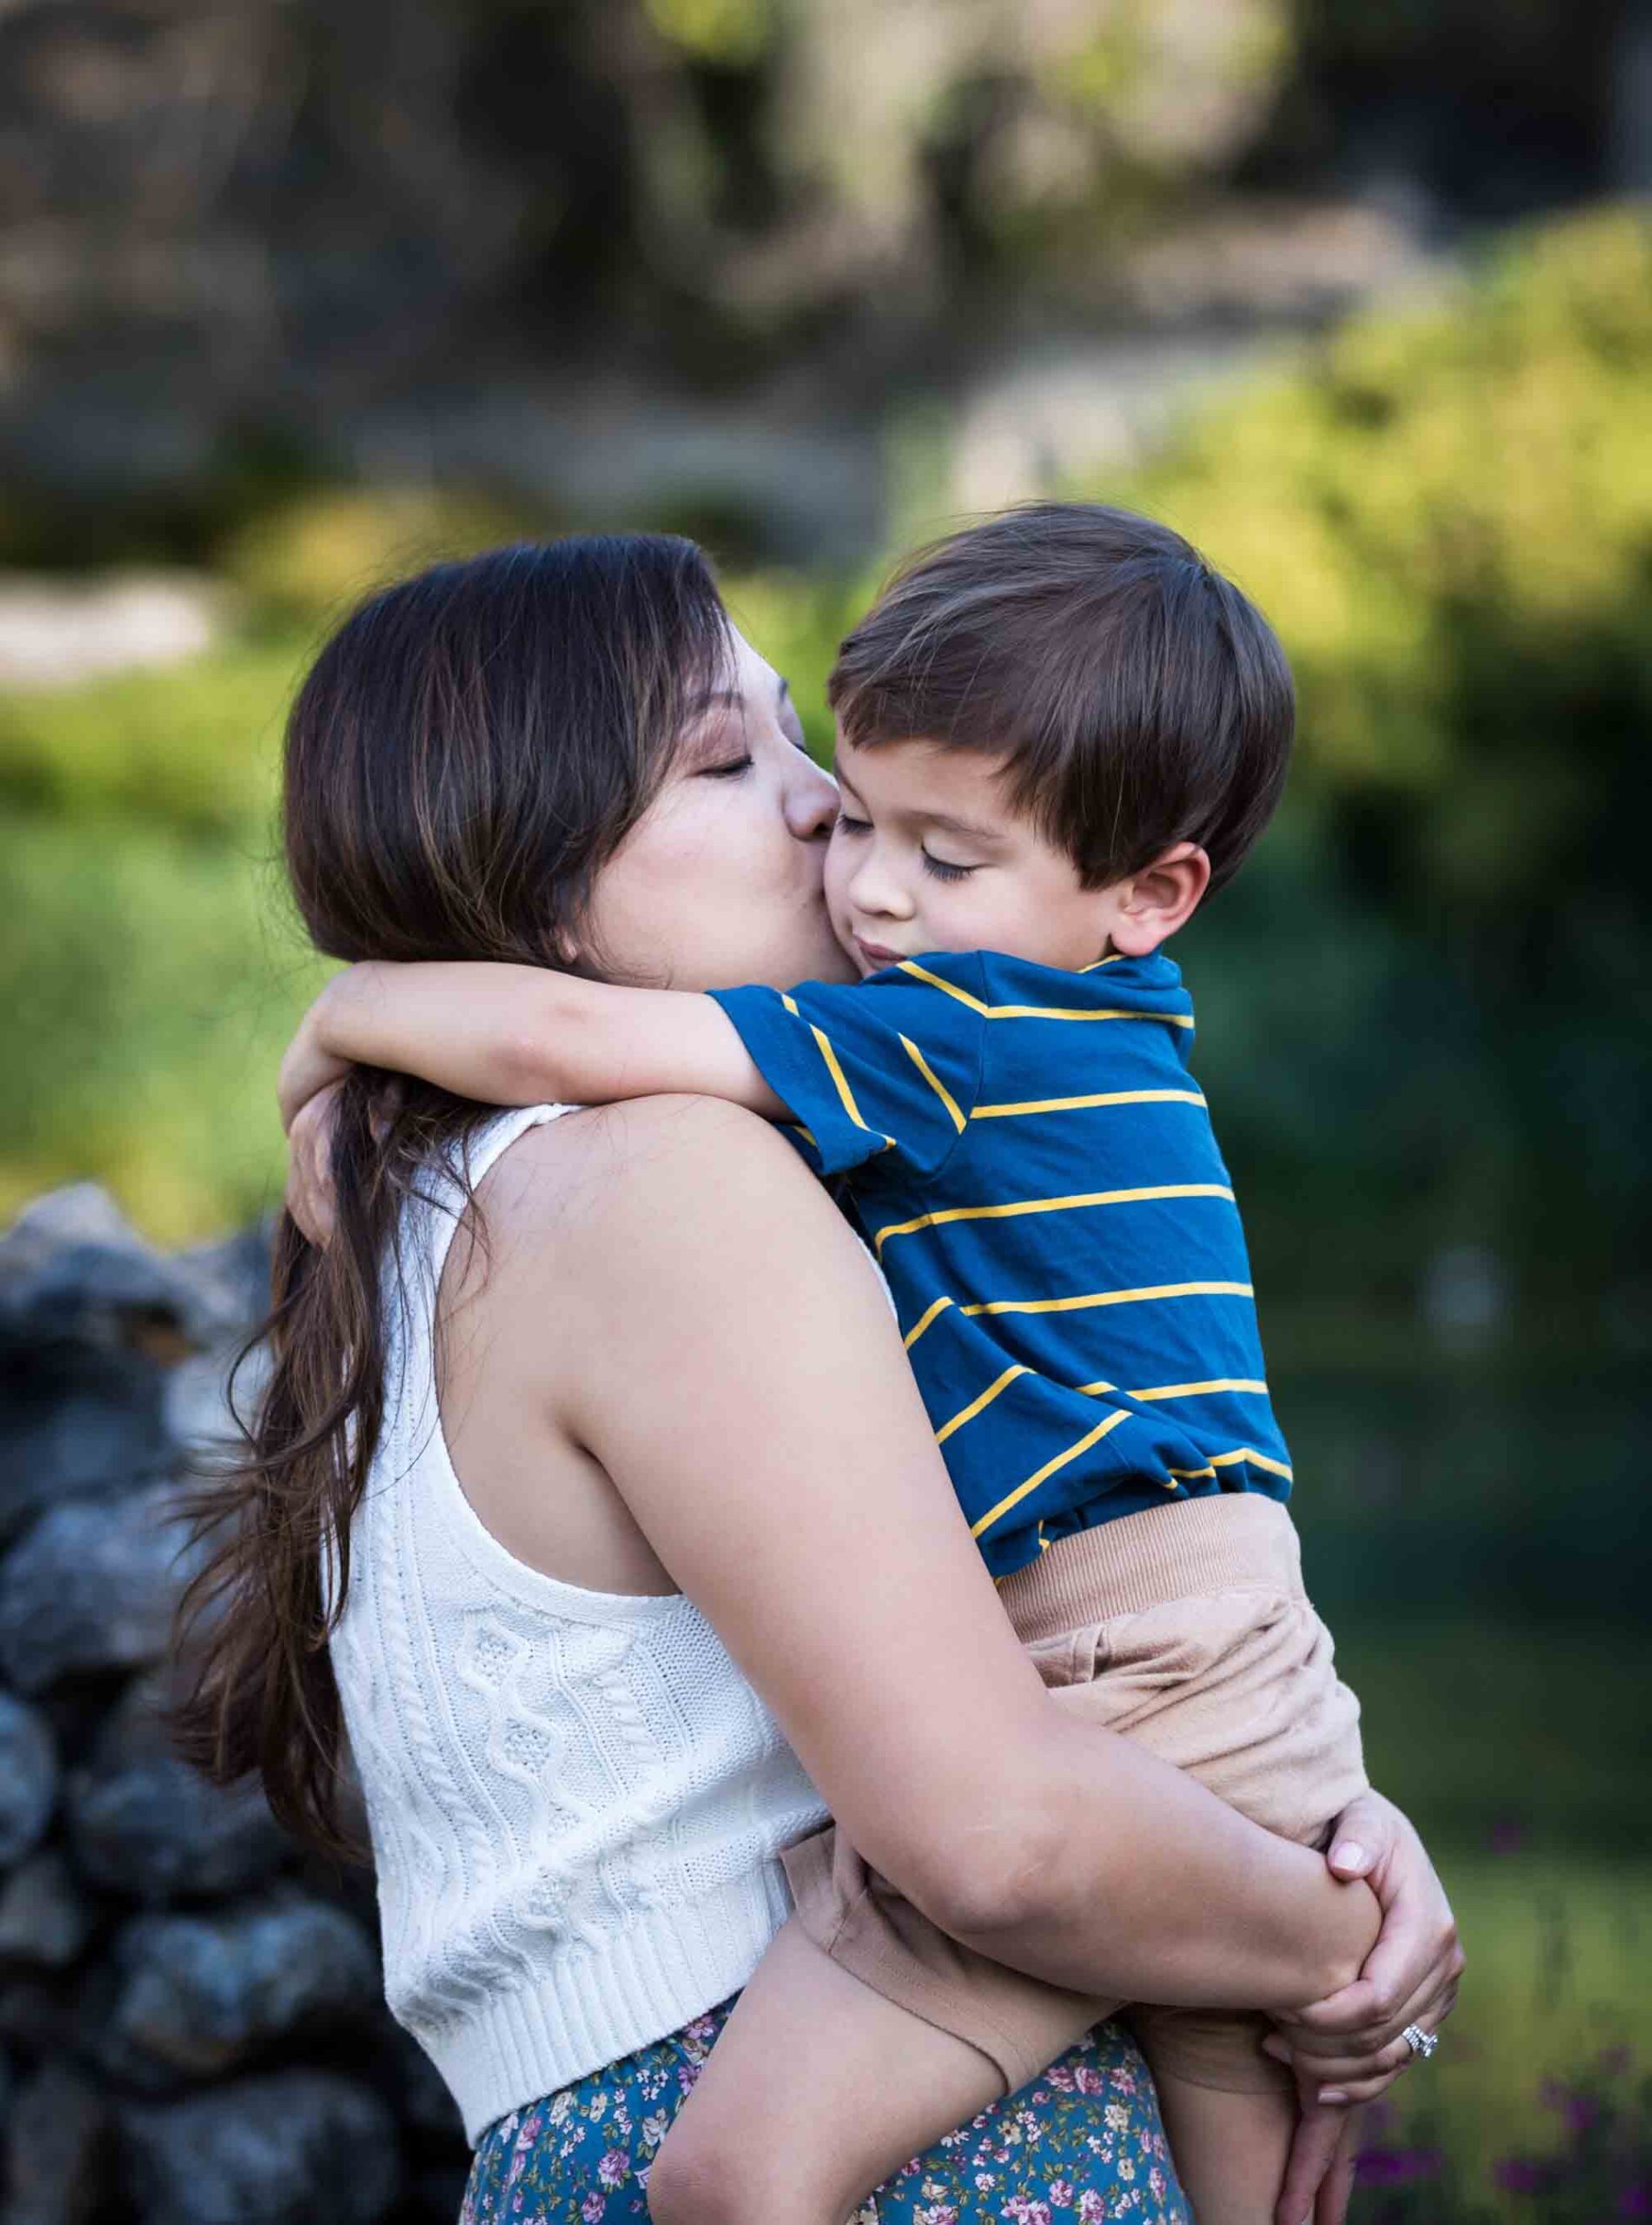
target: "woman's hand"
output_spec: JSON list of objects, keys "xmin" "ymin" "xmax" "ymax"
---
[
  {"xmin": 1275, "ymin": 1789, "xmax": 1463, "ymax": 2093},
  {"xmin": 1269, "ymin": 1789, "xmax": 1463, "ymax": 2225}
]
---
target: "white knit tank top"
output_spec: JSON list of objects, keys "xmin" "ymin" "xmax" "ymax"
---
[{"xmin": 326, "ymin": 1105, "xmax": 829, "ymax": 2144}]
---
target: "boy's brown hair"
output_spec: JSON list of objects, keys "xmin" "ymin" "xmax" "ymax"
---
[{"xmin": 828, "ymin": 502, "xmax": 1294, "ymax": 894}]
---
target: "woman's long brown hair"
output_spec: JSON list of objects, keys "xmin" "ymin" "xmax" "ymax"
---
[{"xmin": 170, "ymin": 535, "xmax": 733, "ymax": 1863}]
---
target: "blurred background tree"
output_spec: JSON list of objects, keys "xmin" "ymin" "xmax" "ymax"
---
[{"xmin": 1, "ymin": 2, "xmax": 1649, "ymax": 2206}]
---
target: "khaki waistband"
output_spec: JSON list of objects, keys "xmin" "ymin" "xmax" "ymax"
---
[{"xmin": 996, "ymin": 1492, "xmax": 1304, "ymax": 1647}]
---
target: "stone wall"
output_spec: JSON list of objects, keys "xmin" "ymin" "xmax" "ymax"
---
[{"xmin": 0, "ymin": 1187, "xmax": 468, "ymax": 2225}]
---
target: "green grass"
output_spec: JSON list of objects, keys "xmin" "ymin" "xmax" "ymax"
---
[
  {"xmin": 1320, "ymin": 1617, "xmax": 1652, "ymax": 2207},
  {"xmin": 1366, "ymin": 1854, "xmax": 1650, "ymax": 2199}
]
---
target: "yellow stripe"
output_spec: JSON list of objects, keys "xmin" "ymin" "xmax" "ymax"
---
[
  {"xmin": 897, "ymin": 961, "xmax": 989, "ymax": 1013},
  {"xmin": 1074, "ymin": 1380, "xmax": 1118, "ymax": 1398},
  {"xmin": 1130, "ymin": 1378, "xmax": 1269, "ymax": 1403},
  {"xmin": 972, "ymin": 1088, "xmax": 1206, "ymax": 1120},
  {"xmin": 1082, "ymin": 954, "xmax": 1127, "ymax": 970},
  {"xmin": 872, "ymin": 1184, "xmax": 1234, "ymax": 1258},
  {"xmin": 898, "ymin": 1034, "xmax": 965, "ymax": 1134},
  {"xmin": 896, "ymin": 960, "xmax": 1192, "ymax": 1026},
  {"xmin": 934, "ymin": 1365, "xmax": 1030, "ymax": 1446},
  {"xmin": 903, "ymin": 1295, "xmax": 955, "ymax": 1350},
  {"xmin": 970, "ymin": 1409, "xmax": 1133, "ymax": 1539},
  {"xmin": 1210, "ymin": 1445, "xmax": 1294, "ymax": 1482},
  {"xmin": 1164, "ymin": 1448, "xmax": 1293, "ymax": 1483},
  {"xmin": 805, "ymin": 1023, "xmax": 887, "ymax": 1146},
  {"xmin": 960, "ymin": 1280, "xmax": 1252, "ymax": 1321},
  {"xmin": 780, "ymin": 992, "xmax": 800, "ymax": 1016}
]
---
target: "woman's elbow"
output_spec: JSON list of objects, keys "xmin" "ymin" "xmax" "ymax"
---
[{"xmin": 894, "ymin": 1794, "xmax": 1071, "ymax": 1943}]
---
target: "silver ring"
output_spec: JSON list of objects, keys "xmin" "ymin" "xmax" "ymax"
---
[{"xmin": 1401, "ymin": 2023, "xmax": 1437, "ymax": 2062}]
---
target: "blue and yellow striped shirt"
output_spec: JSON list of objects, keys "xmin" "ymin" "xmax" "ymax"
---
[{"xmin": 711, "ymin": 949, "xmax": 1291, "ymax": 1579}]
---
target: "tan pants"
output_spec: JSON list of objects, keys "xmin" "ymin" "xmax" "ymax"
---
[{"xmin": 782, "ymin": 1493, "xmax": 1368, "ymax": 2096}]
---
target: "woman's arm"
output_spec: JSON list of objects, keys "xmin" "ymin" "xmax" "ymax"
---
[
  {"xmin": 277, "ymin": 960, "xmax": 780, "ymax": 1131},
  {"xmin": 517, "ymin": 1093, "xmax": 1377, "ymax": 2013}
]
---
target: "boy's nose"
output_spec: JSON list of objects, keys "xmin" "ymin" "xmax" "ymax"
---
[{"xmin": 848, "ymin": 853, "xmax": 913, "ymax": 920}]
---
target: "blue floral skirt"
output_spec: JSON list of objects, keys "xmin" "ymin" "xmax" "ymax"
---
[{"xmin": 461, "ymin": 1997, "xmax": 1188, "ymax": 2223}]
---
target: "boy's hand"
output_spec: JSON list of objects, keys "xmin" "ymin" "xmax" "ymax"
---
[
  {"xmin": 279, "ymin": 974, "xmax": 357, "ymax": 1132},
  {"xmin": 286, "ymin": 1080, "xmax": 342, "ymax": 1246},
  {"xmin": 1276, "ymin": 2095, "xmax": 1366, "ymax": 2225}
]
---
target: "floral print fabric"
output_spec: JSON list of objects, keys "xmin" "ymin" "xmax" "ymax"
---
[{"xmin": 460, "ymin": 1998, "xmax": 1188, "ymax": 2224}]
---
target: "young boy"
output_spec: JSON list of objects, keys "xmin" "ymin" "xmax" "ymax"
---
[{"xmin": 282, "ymin": 505, "xmax": 1383, "ymax": 2222}]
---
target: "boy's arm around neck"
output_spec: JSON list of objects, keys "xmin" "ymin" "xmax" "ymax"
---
[{"xmin": 280, "ymin": 959, "xmax": 786, "ymax": 1126}]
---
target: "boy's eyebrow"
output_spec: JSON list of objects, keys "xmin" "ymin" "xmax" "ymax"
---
[
  {"xmin": 918, "ymin": 808, "xmax": 1009, "ymax": 846},
  {"xmin": 831, "ymin": 768, "xmax": 1008, "ymax": 848}
]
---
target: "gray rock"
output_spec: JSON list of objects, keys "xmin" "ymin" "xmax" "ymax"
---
[
  {"xmin": 378, "ymin": 2022, "xmax": 463, "ymax": 2142},
  {"xmin": 0, "ymin": 1186, "xmax": 247, "ymax": 1355},
  {"xmin": 0, "ymin": 1334, "xmax": 171, "ymax": 1544},
  {"xmin": 0, "ymin": 1484, "xmax": 204, "ymax": 1692},
  {"xmin": 93, "ymin": 1886, "xmax": 381, "ymax": 2089},
  {"xmin": 175, "ymin": 1226, "xmax": 274, "ymax": 1340},
  {"xmin": 0, "ymin": 1850, "xmax": 92, "ymax": 1969},
  {"xmin": 120, "ymin": 2068, "xmax": 399, "ymax": 2225},
  {"xmin": 0, "ymin": 1974, "xmax": 74, "ymax": 2056},
  {"xmin": 0, "ymin": 1692, "xmax": 56, "ymax": 1863},
  {"xmin": 4, "ymin": 2057, "xmax": 110, "ymax": 2225},
  {"xmin": 412, "ymin": 2161, "xmax": 470, "ymax": 2217},
  {"xmin": 66, "ymin": 1678, "xmax": 286, "ymax": 1905},
  {"xmin": 0, "ymin": 1189, "xmax": 270, "ymax": 1537}
]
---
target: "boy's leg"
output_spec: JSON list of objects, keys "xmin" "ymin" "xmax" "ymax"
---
[
  {"xmin": 1142, "ymin": 2069, "xmax": 1297, "ymax": 2225},
  {"xmin": 647, "ymin": 1914, "xmax": 1006, "ymax": 2225},
  {"xmin": 1131, "ymin": 2009, "xmax": 1297, "ymax": 2225}
]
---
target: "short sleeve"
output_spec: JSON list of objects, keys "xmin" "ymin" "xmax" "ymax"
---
[{"xmin": 708, "ymin": 957, "xmax": 989, "ymax": 1179}]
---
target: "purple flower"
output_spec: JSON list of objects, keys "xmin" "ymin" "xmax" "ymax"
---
[
  {"xmin": 581, "ymin": 2195, "xmax": 605, "ymax": 2223},
  {"xmin": 1493, "ymin": 2157, "xmax": 1552, "ymax": 2195},
  {"xmin": 1619, "ymin": 2182, "xmax": 1652, "ymax": 2221},
  {"xmin": 1357, "ymin": 2147, "xmax": 1442, "ymax": 2186},
  {"xmin": 596, "ymin": 2150, "xmax": 630, "ymax": 2189}
]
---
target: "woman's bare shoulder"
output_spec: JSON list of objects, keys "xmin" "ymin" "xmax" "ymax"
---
[{"xmin": 477, "ymin": 1093, "xmax": 838, "ymax": 1266}]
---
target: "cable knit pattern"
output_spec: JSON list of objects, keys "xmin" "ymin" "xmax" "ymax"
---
[{"xmin": 327, "ymin": 1106, "xmax": 829, "ymax": 2144}]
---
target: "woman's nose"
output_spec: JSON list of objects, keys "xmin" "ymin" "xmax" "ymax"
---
[{"xmin": 786, "ymin": 754, "xmax": 839, "ymax": 842}]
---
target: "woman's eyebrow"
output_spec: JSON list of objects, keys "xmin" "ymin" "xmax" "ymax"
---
[{"xmin": 687, "ymin": 686, "xmax": 746, "ymax": 716}]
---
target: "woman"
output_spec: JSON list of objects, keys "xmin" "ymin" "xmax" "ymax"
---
[{"xmin": 177, "ymin": 536, "xmax": 1458, "ymax": 2225}]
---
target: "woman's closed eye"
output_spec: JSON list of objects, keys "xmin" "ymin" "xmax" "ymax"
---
[
  {"xmin": 698, "ymin": 752, "xmax": 754, "ymax": 780},
  {"xmin": 834, "ymin": 809, "xmax": 871, "ymax": 834}
]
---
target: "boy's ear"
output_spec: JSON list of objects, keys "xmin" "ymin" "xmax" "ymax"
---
[{"xmin": 1106, "ymin": 842, "xmax": 1211, "ymax": 957}]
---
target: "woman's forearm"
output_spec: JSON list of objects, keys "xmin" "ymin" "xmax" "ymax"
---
[
  {"xmin": 909, "ymin": 1707, "xmax": 1380, "ymax": 2014},
  {"xmin": 560, "ymin": 1102, "xmax": 1379, "ymax": 2023}
]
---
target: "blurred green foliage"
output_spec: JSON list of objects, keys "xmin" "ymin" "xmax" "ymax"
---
[
  {"xmin": 1106, "ymin": 206, "xmax": 1652, "ymax": 1307},
  {"xmin": 4, "ymin": 203, "xmax": 1649, "ymax": 2203},
  {"xmin": 3, "ymin": 207, "xmax": 1649, "ymax": 1296}
]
